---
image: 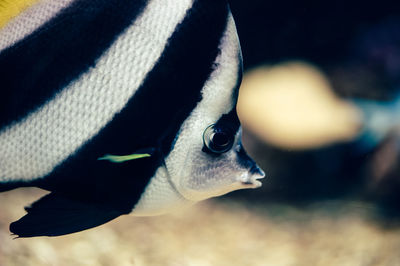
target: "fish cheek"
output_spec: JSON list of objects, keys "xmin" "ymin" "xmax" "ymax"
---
[{"xmin": 177, "ymin": 149, "xmax": 247, "ymax": 201}]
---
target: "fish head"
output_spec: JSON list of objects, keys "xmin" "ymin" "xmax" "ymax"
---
[
  {"xmin": 168, "ymin": 122, "xmax": 265, "ymax": 202},
  {"xmin": 164, "ymin": 13, "xmax": 265, "ymax": 203}
]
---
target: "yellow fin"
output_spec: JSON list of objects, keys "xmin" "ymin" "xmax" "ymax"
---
[
  {"xmin": 0, "ymin": 0, "xmax": 40, "ymax": 29},
  {"xmin": 98, "ymin": 153, "xmax": 151, "ymax": 163}
]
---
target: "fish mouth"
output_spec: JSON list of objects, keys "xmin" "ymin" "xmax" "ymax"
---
[
  {"xmin": 235, "ymin": 133, "xmax": 265, "ymax": 188},
  {"xmin": 238, "ymin": 170, "xmax": 265, "ymax": 188}
]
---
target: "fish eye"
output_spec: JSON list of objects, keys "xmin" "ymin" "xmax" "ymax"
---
[{"xmin": 203, "ymin": 124, "xmax": 234, "ymax": 154}]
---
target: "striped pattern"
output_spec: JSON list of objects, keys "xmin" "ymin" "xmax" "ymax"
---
[
  {"xmin": 163, "ymin": 12, "xmax": 243, "ymax": 202},
  {"xmin": 133, "ymin": 12, "xmax": 242, "ymax": 214},
  {"xmin": 0, "ymin": 0, "xmax": 193, "ymax": 183},
  {"xmin": 0, "ymin": 0, "xmax": 233, "ymax": 208},
  {"xmin": 34, "ymin": 0, "xmax": 231, "ymax": 209},
  {"xmin": 0, "ymin": 0, "xmax": 149, "ymax": 129},
  {"xmin": 1, "ymin": 0, "xmax": 246, "ymax": 236}
]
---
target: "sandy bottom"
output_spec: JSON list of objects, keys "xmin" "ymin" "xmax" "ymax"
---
[{"xmin": 1, "ymin": 188, "xmax": 400, "ymax": 266}]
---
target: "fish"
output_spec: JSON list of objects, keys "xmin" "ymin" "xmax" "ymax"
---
[{"xmin": 0, "ymin": 0, "xmax": 265, "ymax": 237}]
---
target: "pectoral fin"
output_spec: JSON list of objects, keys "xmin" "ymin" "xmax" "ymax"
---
[
  {"xmin": 98, "ymin": 153, "xmax": 151, "ymax": 163},
  {"xmin": 97, "ymin": 147, "xmax": 155, "ymax": 163},
  {"xmin": 10, "ymin": 193, "xmax": 125, "ymax": 237}
]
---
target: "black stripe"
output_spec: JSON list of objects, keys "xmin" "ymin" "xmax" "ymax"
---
[
  {"xmin": 33, "ymin": 0, "xmax": 231, "ymax": 211},
  {"xmin": 201, "ymin": 53, "xmax": 243, "ymax": 156},
  {"xmin": 214, "ymin": 50, "xmax": 243, "ymax": 135},
  {"xmin": 0, "ymin": 0, "xmax": 148, "ymax": 130}
]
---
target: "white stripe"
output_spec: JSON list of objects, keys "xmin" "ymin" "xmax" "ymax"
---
[
  {"xmin": 132, "ymin": 12, "xmax": 241, "ymax": 215},
  {"xmin": 0, "ymin": 0, "xmax": 194, "ymax": 181},
  {"xmin": 0, "ymin": 0, "xmax": 76, "ymax": 51}
]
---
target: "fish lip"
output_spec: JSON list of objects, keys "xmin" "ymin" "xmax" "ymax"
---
[{"xmin": 238, "ymin": 172, "xmax": 265, "ymax": 188}]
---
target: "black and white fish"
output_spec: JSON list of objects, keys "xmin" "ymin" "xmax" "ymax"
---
[{"xmin": 0, "ymin": 0, "xmax": 265, "ymax": 237}]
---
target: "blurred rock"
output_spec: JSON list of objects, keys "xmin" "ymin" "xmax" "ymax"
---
[{"xmin": 237, "ymin": 61, "xmax": 362, "ymax": 150}]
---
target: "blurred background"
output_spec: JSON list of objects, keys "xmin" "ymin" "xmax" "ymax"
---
[
  {"xmin": 1, "ymin": 0, "xmax": 400, "ymax": 265},
  {"xmin": 230, "ymin": 0, "xmax": 400, "ymax": 211}
]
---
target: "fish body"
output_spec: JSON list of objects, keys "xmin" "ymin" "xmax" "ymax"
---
[{"xmin": 0, "ymin": 0, "xmax": 264, "ymax": 237}]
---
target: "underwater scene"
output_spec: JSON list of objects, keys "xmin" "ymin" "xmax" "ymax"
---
[{"xmin": 1, "ymin": 0, "xmax": 400, "ymax": 265}]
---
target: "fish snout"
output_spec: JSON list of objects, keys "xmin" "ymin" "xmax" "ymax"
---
[{"xmin": 235, "ymin": 141, "xmax": 265, "ymax": 188}]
